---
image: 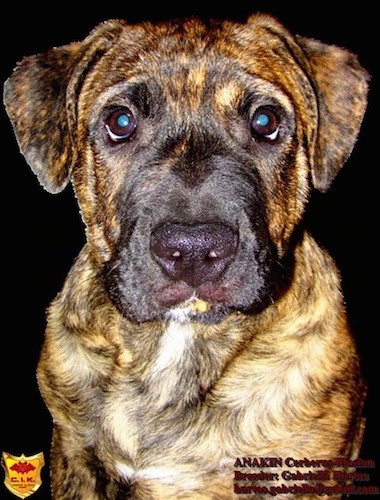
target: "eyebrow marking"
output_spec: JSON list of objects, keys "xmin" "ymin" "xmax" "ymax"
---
[
  {"xmin": 125, "ymin": 82, "xmax": 151, "ymax": 116},
  {"xmin": 186, "ymin": 65, "xmax": 207, "ymax": 110},
  {"xmin": 214, "ymin": 82, "xmax": 241, "ymax": 110}
]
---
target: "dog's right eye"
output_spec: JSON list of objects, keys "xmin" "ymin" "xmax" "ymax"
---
[
  {"xmin": 251, "ymin": 107, "xmax": 280, "ymax": 141},
  {"xmin": 105, "ymin": 108, "xmax": 137, "ymax": 142}
]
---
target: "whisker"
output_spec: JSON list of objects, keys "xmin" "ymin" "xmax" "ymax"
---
[{"xmin": 105, "ymin": 261, "xmax": 121, "ymax": 277}]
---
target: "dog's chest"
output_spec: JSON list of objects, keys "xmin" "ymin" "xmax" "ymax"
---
[
  {"xmin": 149, "ymin": 320, "xmax": 194, "ymax": 387},
  {"xmin": 97, "ymin": 319, "xmax": 308, "ymax": 479},
  {"xmin": 97, "ymin": 321, "xmax": 235, "ymax": 485},
  {"xmin": 102, "ymin": 321, "xmax": 208, "ymax": 446}
]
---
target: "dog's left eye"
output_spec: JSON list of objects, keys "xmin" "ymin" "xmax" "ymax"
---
[
  {"xmin": 251, "ymin": 108, "xmax": 280, "ymax": 141},
  {"xmin": 105, "ymin": 108, "xmax": 137, "ymax": 142}
]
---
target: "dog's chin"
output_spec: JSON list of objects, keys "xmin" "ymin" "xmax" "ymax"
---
[{"xmin": 165, "ymin": 298, "xmax": 230, "ymax": 324}]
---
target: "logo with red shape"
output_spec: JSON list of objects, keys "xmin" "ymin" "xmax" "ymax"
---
[{"xmin": 1, "ymin": 452, "xmax": 44, "ymax": 498}]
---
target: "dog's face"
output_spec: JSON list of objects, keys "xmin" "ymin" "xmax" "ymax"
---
[{"xmin": 5, "ymin": 16, "xmax": 368, "ymax": 323}]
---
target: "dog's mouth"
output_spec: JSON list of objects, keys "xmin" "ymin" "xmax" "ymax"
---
[
  {"xmin": 156, "ymin": 285, "xmax": 234, "ymax": 324},
  {"xmin": 104, "ymin": 218, "xmax": 279, "ymax": 324}
]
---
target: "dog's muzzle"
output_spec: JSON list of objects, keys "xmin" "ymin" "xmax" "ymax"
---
[{"xmin": 150, "ymin": 223, "xmax": 238, "ymax": 288}]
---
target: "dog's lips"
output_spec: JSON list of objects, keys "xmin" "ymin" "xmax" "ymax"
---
[
  {"xmin": 156, "ymin": 283, "xmax": 194, "ymax": 308},
  {"xmin": 156, "ymin": 280, "xmax": 234, "ymax": 311}
]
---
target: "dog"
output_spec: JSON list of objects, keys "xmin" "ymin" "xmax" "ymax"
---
[{"xmin": 4, "ymin": 14, "xmax": 369, "ymax": 499}]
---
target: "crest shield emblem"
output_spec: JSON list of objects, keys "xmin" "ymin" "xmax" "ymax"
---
[{"xmin": 2, "ymin": 452, "xmax": 45, "ymax": 499}]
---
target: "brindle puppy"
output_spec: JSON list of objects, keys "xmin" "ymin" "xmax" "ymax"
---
[{"xmin": 4, "ymin": 14, "xmax": 368, "ymax": 499}]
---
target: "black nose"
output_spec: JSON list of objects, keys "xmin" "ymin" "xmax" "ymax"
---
[{"xmin": 150, "ymin": 223, "xmax": 238, "ymax": 287}]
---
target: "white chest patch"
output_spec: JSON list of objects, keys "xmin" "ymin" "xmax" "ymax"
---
[
  {"xmin": 152, "ymin": 321, "xmax": 194, "ymax": 374},
  {"xmin": 115, "ymin": 462, "xmax": 201, "ymax": 489}
]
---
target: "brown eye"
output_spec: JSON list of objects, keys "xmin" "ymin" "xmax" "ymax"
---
[
  {"xmin": 105, "ymin": 107, "xmax": 137, "ymax": 142},
  {"xmin": 251, "ymin": 107, "xmax": 280, "ymax": 141}
]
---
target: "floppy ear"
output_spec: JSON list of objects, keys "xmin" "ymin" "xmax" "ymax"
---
[
  {"xmin": 3, "ymin": 20, "xmax": 125, "ymax": 194},
  {"xmin": 297, "ymin": 36, "xmax": 369, "ymax": 192}
]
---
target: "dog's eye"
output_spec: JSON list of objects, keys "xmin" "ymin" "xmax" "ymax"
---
[
  {"xmin": 251, "ymin": 108, "xmax": 280, "ymax": 141},
  {"xmin": 105, "ymin": 108, "xmax": 137, "ymax": 142}
]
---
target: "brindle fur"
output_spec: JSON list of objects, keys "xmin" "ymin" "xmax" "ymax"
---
[{"xmin": 4, "ymin": 15, "xmax": 368, "ymax": 499}]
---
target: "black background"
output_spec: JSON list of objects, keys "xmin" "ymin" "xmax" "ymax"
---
[{"xmin": 0, "ymin": 2, "xmax": 378, "ymax": 499}]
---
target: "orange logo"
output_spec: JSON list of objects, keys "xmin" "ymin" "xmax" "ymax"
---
[{"xmin": 2, "ymin": 452, "xmax": 44, "ymax": 499}]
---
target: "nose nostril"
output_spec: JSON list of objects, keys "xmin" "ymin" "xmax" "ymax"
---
[{"xmin": 207, "ymin": 250, "xmax": 218, "ymax": 259}]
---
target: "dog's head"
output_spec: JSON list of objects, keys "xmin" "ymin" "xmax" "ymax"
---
[{"xmin": 4, "ymin": 15, "xmax": 368, "ymax": 323}]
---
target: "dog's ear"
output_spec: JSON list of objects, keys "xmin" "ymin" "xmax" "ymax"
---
[
  {"xmin": 297, "ymin": 36, "xmax": 369, "ymax": 192},
  {"xmin": 4, "ymin": 20, "xmax": 125, "ymax": 193}
]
